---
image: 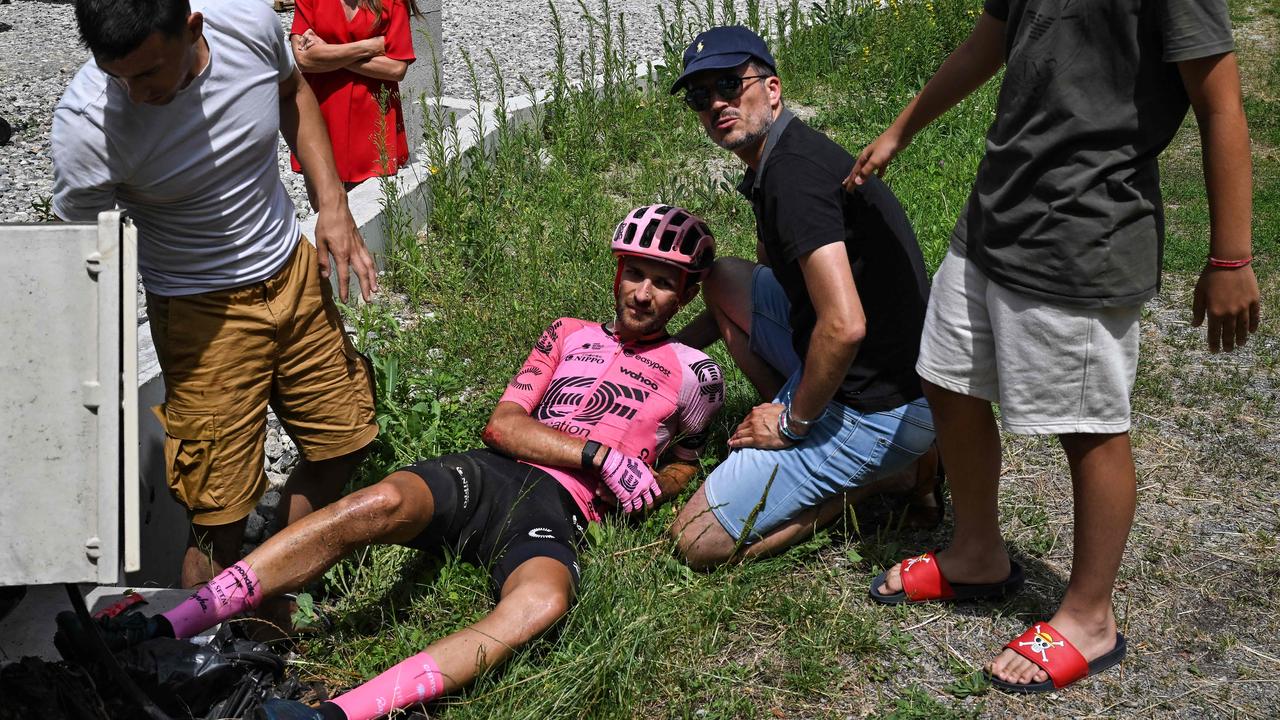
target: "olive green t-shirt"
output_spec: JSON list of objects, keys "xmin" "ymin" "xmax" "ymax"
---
[{"xmin": 955, "ymin": 0, "xmax": 1234, "ymax": 307}]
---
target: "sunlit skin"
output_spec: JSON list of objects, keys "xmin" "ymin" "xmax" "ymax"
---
[
  {"xmin": 687, "ymin": 62, "xmax": 781, "ymax": 159},
  {"xmin": 96, "ymin": 14, "xmax": 208, "ymax": 106},
  {"xmin": 610, "ymin": 256, "xmax": 699, "ymax": 342}
]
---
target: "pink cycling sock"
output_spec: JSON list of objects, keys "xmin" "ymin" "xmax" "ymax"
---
[
  {"xmin": 329, "ymin": 651, "xmax": 445, "ymax": 720},
  {"xmin": 161, "ymin": 561, "xmax": 263, "ymax": 638}
]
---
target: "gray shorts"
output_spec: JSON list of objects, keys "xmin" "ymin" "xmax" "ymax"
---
[{"xmin": 916, "ymin": 244, "xmax": 1141, "ymax": 435}]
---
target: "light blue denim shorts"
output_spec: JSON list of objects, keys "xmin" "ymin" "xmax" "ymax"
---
[{"xmin": 703, "ymin": 266, "xmax": 936, "ymax": 543}]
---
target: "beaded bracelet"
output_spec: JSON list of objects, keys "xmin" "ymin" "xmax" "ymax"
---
[{"xmin": 1208, "ymin": 256, "xmax": 1252, "ymax": 269}]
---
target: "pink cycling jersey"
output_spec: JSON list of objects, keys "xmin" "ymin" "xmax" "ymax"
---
[{"xmin": 499, "ymin": 318, "xmax": 725, "ymax": 521}]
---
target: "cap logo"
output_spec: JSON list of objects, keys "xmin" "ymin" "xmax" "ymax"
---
[{"xmin": 696, "ymin": 41, "xmax": 704, "ymax": 53}]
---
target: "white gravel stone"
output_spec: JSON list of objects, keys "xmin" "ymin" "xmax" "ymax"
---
[
  {"xmin": 441, "ymin": 0, "xmax": 817, "ymax": 100},
  {"xmin": 2, "ymin": 1, "xmax": 816, "ymax": 223}
]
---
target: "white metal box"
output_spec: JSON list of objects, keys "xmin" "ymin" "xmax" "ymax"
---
[{"xmin": 0, "ymin": 212, "xmax": 139, "ymax": 586}]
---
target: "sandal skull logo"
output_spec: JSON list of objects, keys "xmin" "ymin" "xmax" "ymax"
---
[
  {"xmin": 903, "ymin": 554, "xmax": 932, "ymax": 572},
  {"xmin": 1018, "ymin": 624, "xmax": 1065, "ymax": 664}
]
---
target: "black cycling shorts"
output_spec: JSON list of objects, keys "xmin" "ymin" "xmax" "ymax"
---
[{"xmin": 399, "ymin": 449, "xmax": 587, "ymax": 594}]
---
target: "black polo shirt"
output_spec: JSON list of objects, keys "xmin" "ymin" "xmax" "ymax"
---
[{"xmin": 739, "ymin": 117, "xmax": 929, "ymax": 413}]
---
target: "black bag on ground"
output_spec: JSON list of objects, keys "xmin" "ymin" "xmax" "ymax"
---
[
  {"xmin": 114, "ymin": 629, "xmax": 286, "ymax": 717},
  {"xmin": 0, "ymin": 656, "xmax": 114, "ymax": 720}
]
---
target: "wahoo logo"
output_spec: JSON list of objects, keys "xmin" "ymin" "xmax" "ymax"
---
[
  {"xmin": 509, "ymin": 366, "xmax": 542, "ymax": 392},
  {"xmin": 573, "ymin": 380, "xmax": 650, "ymax": 423},
  {"xmin": 452, "ymin": 466, "xmax": 471, "ymax": 509},
  {"xmin": 619, "ymin": 366, "xmax": 659, "ymax": 390},
  {"xmin": 528, "ymin": 527, "xmax": 555, "ymax": 539},
  {"xmin": 623, "ymin": 349, "xmax": 672, "ymax": 376}
]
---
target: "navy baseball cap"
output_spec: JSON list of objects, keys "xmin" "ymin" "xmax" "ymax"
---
[{"xmin": 669, "ymin": 26, "xmax": 777, "ymax": 94}]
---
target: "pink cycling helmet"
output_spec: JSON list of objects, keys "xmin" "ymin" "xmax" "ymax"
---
[{"xmin": 611, "ymin": 204, "xmax": 716, "ymax": 282}]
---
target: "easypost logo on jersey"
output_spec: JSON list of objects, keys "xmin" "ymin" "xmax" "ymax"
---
[{"xmin": 623, "ymin": 348, "xmax": 672, "ymax": 376}]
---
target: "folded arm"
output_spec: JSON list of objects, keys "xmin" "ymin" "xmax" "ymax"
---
[{"xmin": 291, "ymin": 31, "xmax": 408, "ymax": 82}]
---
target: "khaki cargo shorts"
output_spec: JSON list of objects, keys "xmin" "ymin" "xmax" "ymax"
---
[{"xmin": 147, "ymin": 238, "xmax": 378, "ymax": 526}]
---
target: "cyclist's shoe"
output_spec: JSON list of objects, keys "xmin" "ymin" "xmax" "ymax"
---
[
  {"xmin": 54, "ymin": 609, "xmax": 170, "ymax": 663},
  {"xmin": 254, "ymin": 699, "xmax": 328, "ymax": 720}
]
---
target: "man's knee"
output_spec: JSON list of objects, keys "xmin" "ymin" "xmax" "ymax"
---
[
  {"xmin": 330, "ymin": 476, "xmax": 415, "ymax": 532},
  {"xmin": 704, "ymin": 257, "xmax": 756, "ymax": 309},
  {"xmin": 500, "ymin": 573, "xmax": 573, "ymax": 638},
  {"xmin": 670, "ymin": 494, "xmax": 736, "ymax": 570}
]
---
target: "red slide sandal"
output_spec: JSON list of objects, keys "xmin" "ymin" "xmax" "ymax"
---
[{"xmin": 989, "ymin": 622, "xmax": 1127, "ymax": 694}]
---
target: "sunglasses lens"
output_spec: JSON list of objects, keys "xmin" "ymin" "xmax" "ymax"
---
[
  {"xmin": 684, "ymin": 89, "xmax": 711, "ymax": 111},
  {"xmin": 715, "ymin": 75, "xmax": 745, "ymax": 99}
]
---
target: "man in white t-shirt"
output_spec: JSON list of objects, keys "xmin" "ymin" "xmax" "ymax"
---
[{"xmin": 53, "ymin": 0, "xmax": 382, "ymax": 588}]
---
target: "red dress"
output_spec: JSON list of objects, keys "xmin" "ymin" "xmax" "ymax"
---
[{"xmin": 290, "ymin": 0, "xmax": 415, "ymax": 182}]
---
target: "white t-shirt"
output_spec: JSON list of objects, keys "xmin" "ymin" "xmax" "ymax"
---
[{"xmin": 52, "ymin": 0, "xmax": 300, "ymax": 297}]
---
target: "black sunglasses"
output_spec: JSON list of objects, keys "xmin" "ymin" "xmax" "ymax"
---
[{"xmin": 683, "ymin": 74, "xmax": 770, "ymax": 112}]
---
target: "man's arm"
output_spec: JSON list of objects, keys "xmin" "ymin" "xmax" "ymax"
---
[
  {"xmin": 482, "ymin": 401, "xmax": 609, "ymax": 471},
  {"xmin": 1181, "ymin": 51, "xmax": 1260, "ymax": 352},
  {"xmin": 483, "ymin": 403, "xmax": 702, "ymax": 507},
  {"xmin": 278, "ymin": 68, "xmax": 379, "ymax": 301},
  {"xmin": 844, "ymin": 11, "xmax": 1005, "ymax": 188},
  {"xmin": 729, "ymin": 243, "xmax": 862, "ymax": 449}
]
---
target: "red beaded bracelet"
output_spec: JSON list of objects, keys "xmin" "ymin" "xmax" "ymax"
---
[{"xmin": 1208, "ymin": 256, "xmax": 1253, "ymax": 269}]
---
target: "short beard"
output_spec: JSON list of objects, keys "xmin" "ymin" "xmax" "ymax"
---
[{"xmin": 717, "ymin": 111, "xmax": 773, "ymax": 151}]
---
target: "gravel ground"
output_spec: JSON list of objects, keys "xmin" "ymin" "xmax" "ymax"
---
[
  {"xmin": 438, "ymin": 0, "xmax": 817, "ymax": 99},
  {"xmin": 0, "ymin": 0, "xmax": 816, "ymax": 223},
  {"xmin": 0, "ymin": 1, "xmax": 310, "ymax": 222}
]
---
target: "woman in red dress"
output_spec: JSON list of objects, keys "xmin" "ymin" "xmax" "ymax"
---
[{"xmin": 290, "ymin": 0, "xmax": 420, "ymax": 195}]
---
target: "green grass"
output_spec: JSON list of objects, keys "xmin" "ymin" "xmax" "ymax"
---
[{"xmin": 289, "ymin": 0, "xmax": 1280, "ymax": 717}]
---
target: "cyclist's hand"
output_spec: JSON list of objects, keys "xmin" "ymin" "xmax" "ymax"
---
[{"xmin": 599, "ymin": 448, "xmax": 661, "ymax": 513}]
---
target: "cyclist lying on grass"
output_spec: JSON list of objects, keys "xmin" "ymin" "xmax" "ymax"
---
[{"xmin": 58, "ymin": 205, "xmax": 725, "ymax": 720}]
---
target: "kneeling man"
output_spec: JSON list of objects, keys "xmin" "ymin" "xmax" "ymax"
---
[
  {"xmin": 62, "ymin": 206, "xmax": 724, "ymax": 720},
  {"xmin": 669, "ymin": 27, "xmax": 936, "ymax": 567}
]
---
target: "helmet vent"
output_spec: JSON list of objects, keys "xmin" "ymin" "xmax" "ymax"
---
[
  {"xmin": 623, "ymin": 224, "xmax": 637, "ymax": 245},
  {"xmin": 639, "ymin": 222, "xmax": 657, "ymax": 248},
  {"xmin": 660, "ymin": 228, "xmax": 678, "ymax": 251}
]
